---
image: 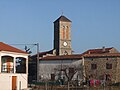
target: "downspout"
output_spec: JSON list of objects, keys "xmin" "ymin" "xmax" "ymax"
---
[{"xmin": 82, "ymin": 56, "xmax": 86, "ymax": 82}]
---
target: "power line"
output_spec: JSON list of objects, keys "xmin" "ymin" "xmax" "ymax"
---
[
  {"xmin": 9, "ymin": 43, "xmax": 39, "ymax": 54},
  {"xmin": 10, "ymin": 43, "xmax": 36, "ymax": 46}
]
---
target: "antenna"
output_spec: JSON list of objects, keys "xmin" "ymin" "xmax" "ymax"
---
[
  {"xmin": 62, "ymin": 11, "xmax": 63, "ymax": 16},
  {"xmin": 61, "ymin": 10, "xmax": 64, "ymax": 16}
]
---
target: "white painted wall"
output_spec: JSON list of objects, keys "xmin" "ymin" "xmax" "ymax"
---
[
  {"xmin": 0, "ymin": 51, "xmax": 28, "ymax": 90},
  {"xmin": 0, "ymin": 74, "xmax": 27, "ymax": 90}
]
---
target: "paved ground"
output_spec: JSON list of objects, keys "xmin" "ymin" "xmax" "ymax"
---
[{"xmin": 29, "ymin": 86, "xmax": 120, "ymax": 90}]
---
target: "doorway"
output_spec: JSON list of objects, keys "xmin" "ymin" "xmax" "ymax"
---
[{"xmin": 12, "ymin": 76, "xmax": 17, "ymax": 90}]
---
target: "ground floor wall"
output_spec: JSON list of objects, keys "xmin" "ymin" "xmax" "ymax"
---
[
  {"xmin": 0, "ymin": 73, "xmax": 27, "ymax": 90},
  {"xmin": 84, "ymin": 57, "xmax": 120, "ymax": 84},
  {"xmin": 38, "ymin": 60, "xmax": 83, "ymax": 81}
]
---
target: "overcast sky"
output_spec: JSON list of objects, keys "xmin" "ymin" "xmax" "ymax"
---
[{"xmin": 0, "ymin": 0, "xmax": 120, "ymax": 54}]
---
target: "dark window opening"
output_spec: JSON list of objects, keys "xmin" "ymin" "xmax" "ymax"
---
[
  {"xmin": 51, "ymin": 74, "xmax": 55, "ymax": 81},
  {"xmin": 16, "ymin": 57, "xmax": 26, "ymax": 73},
  {"xmin": 64, "ymin": 51, "xmax": 68, "ymax": 55},
  {"xmin": 106, "ymin": 63, "xmax": 112, "ymax": 69},
  {"xmin": 69, "ymin": 68, "xmax": 74, "ymax": 74},
  {"xmin": 91, "ymin": 64, "xmax": 97, "ymax": 70},
  {"xmin": 106, "ymin": 74, "xmax": 111, "ymax": 81}
]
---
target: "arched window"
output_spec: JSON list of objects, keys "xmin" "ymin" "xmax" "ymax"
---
[
  {"xmin": 64, "ymin": 51, "xmax": 68, "ymax": 55},
  {"xmin": 1, "ymin": 56, "xmax": 14, "ymax": 73},
  {"xmin": 66, "ymin": 26, "xmax": 69, "ymax": 39},
  {"xmin": 16, "ymin": 57, "xmax": 26, "ymax": 73},
  {"xmin": 62, "ymin": 25, "xmax": 65, "ymax": 39}
]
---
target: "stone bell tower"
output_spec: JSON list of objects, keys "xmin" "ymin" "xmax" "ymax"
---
[{"xmin": 53, "ymin": 15, "xmax": 72, "ymax": 55}]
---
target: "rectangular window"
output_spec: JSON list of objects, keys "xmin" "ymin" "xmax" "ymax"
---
[
  {"xmin": 69, "ymin": 68, "xmax": 74, "ymax": 74},
  {"xmin": 51, "ymin": 74, "xmax": 55, "ymax": 81},
  {"xmin": 1, "ymin": 56, "xmax": 14, "ymax": 73},
  {"xmin": 16, "ymin": 57, "xmax": 26, "ymax": 73},
  {"xmin": 106, "ymin": 63, "xmax": 112, "ymax": 69},
  {"xmin": 91, "ymin": 64, "xmax": 97, "ymax": 70}
]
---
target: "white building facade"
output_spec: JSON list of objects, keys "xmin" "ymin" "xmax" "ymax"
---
[{"xmin": 0, "ymin": 42, "xmax": 29, "ymax": 90}]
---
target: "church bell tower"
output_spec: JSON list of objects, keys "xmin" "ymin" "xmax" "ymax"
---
[{"xmin": 53, "ymin": 15, "xmax": 72, "ymax": 55}]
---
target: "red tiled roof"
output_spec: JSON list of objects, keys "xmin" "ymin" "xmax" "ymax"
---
[
  {"xmin": 0, "ymin": 42, "xmax": 28, "ymax": 54},
  {"xmin": 83, "ymin": 47, "xmax": 113, "ymax": 54},
  {"xmin": 39, "ymin": 54, "xmax": 82, "ymax": 60},
  {"xmin": 39, "ymin": 53, "xmax": 120, "ymax": 61},
  {"xmin": 83, "ymin": 53, "xmax": 120, "ymax": 58},
  {"xmin": 32, "ymin": 49, "xmax": 54, "ymax": 58}
]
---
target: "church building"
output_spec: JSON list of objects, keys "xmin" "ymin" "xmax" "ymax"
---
[
  {"xmin": 29, "ymin": 15, "xmax": 80, "ymax": 82},
  {"xmin": 29, "ymin": 15, "xmax": 120, "ymax": 85}
]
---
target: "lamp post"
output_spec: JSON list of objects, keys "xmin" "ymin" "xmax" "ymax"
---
[{"xmin": 24, "ymin": 43, "xmax": 40, "ymax": 82}]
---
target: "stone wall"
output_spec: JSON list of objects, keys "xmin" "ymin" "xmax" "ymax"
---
[
  {"xmin": 116, "ymin": 57, "xmax": 120, "ymax": 83},
  {"xmin": 84, "ymin": 57, "xmax": 119, "ymax": 83}
]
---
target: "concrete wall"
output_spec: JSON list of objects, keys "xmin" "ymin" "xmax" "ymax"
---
[{"xmin": 39, "ymin": 59, "xmax": 82, "ymax": 81}]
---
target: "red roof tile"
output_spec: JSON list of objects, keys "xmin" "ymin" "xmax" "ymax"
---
[
  {"xmin": 39, "ymin": 54, "xmax": 82, "ymax": 60},
  {"xmin": 0, "ymin": 42, "xmax": 28, "ymax": 54},
  {"xmin": 32, "ymin": 49, "xmax": 54, "ymax": 58},
  {"xmin": 83, "ymin": 47, "xmax": 113, "ymax": 54},
  {"xmin": 39, "ymin": 53, "xmax": 120, "ymax": 61},
  {"xmin": 83, "ymin": 53, "xmax": 120, "ymax": 58}
]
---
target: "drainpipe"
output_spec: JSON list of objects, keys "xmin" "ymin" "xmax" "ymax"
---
[{"xmin": 82, "ymin": 56, "xmax": 86, "ymax": 82}]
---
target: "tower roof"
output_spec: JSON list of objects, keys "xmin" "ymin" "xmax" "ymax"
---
[{"xmin": 54, "ymin": 15, "xmax": 71, "ymax": 23}]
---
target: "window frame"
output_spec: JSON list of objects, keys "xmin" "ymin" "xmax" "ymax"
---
[
  {"xmin": 1, "ymin": 56, "xmax": 14, "ymax": 73},
  {"xmin": 91, "ymin": 63, "xmax": 97, "ymax": 70},
  {"xmin": 106, "ymin": 63, "xmax": 112, "ymax": 69}
]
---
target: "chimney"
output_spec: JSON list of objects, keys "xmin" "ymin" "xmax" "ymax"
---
[
  {"xmin": 88, "ymin": 51, "xmax": 91, "ymax": 54},
  {"xmin": 102, "ymin": 46, "xmax": 106, "ymax": 52}
]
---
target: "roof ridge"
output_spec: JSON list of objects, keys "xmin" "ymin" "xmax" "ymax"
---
[
  {"xmin": 89, "ymin": 47, "xmax": 113, "ymax": 50},
  {"xmin": 54, "ymin": 15, "xmax": 71, "ymax": 23}
]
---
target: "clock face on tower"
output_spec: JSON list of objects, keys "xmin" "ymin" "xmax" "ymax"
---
[{"xmin": 63, "ymin": 41, "xmax": 68, "ymax": 47}]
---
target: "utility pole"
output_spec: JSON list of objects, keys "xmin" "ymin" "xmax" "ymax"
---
[{"xmin": 36, "ymin": 43, "xmax": 40, "ymax": 82}]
